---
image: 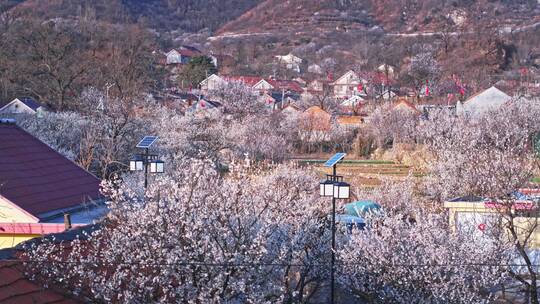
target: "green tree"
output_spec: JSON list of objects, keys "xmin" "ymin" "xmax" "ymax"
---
[{"xmin": 179, "ymin": 56, "xmax": 217, "ymax": 89}]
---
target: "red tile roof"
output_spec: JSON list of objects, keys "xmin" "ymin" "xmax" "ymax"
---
[
  {"xmin": 267, "ymin": 79, "xmax": 304, "ymax": 93},
  {"xmin": 0, "ymin": 261, "xmax": 79, "ymax": 304},
  {"xmin": 0, "ymin": 122, "xmax": 102, "ymax": 218}
]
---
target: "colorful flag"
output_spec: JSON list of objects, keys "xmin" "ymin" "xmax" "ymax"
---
[
  {"xmin": 357, "ymin": 83, "xmax": 363, "ymax": 92},
  {"xmin": 425, "ymin": 79, "xmax": 430, "ymax": 96}
]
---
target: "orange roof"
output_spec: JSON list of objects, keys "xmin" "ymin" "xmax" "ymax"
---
[
  {"xmin": 304, "ymin": 106, "xmax": 330, "ymax": 116},
  {"xmin": 393, "ymin": 99, "xmax": 421, "ymax": 114},
  {"xmin": 337, "ymin": 116, "xmax": 364, "ymax": 125},
  {"xmin": 300, "ymin": 106, "xmax": 331, "ymax": 131}
]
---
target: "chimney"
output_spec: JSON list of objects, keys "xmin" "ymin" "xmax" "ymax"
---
[{"xmin": 64, "ymin": 213, "xmax": 72, "ymax": 230}]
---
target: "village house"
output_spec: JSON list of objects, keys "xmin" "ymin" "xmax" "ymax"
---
[
  {"xmin": 281, "ymin": 103, "xmax": 301, "ymax": 118},
  {"xmin": 0, "ymin": 224, "xmax": 98, "ymax": 302},
  {"xmin": 162, "ymin": 91, "xmax": 200, "ymax": 113},
  {"xmin": 199, "ymin": 74, "xmax": 225, "ymax": 91},
  {"xmin": 341, "ymin": 95, "xmax": 365, "ymax": 108},
  {"xmin": 185, "ymin": 98, "xmax": 221, "ymax": 116},
  {"xmin": 0, "ymin": 98, "xmax": 47, "ymax": 116},
  {"xmin": 299, "ymin": 106, "xmax": 332, "ymax": 142},
  {"xmin": 200, "ymin": 74, "xmax": 303, "ymax": 96},
  {"xmin": 393, "ymin": 98, "xmax": 422, "ymax": 115},
  {"xmin": 332, "ymin": 70, "xmax": 367, "ymax": 99},
  {"xmin": 444, "ymin": 191, "xmax": 540, "ymax": 247},
  {"xmin": 456, "ymin": 86, "xmax": 513, "ymax": 117},
  {"xmin": 260, "ymin": 91, "xmax": 300, "ymax": 110},
  {"xmin": 165, "ymin": 45, "xmax": 218, "ymax": 67},
  {"xmin": 0, "ymin": 119, "xmax": 105, "ymax": 249}
]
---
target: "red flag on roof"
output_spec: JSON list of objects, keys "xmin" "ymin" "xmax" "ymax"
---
[
  {"xmin": 453, "ymin": 76, "xmax": 465, "ymax": 96},
  {"xmin": 357, "ymin": 83, "xmax": 363, "ymax": 92},
  {"xmin": 425, "ymin": 79, "xmax": 430, "ymax": 96}
]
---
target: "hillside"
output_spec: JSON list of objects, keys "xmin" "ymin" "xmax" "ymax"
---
[
  {"xmin": 4, "ymin": 0, "xmax": 538, "ymax": 37},
  {"xmin": 1, "ymin": 0, "xmax": 262, "ymax": 32},
  {"xmin": 216, "ymin": 0, "xmax": 540, "ymax": 36}
]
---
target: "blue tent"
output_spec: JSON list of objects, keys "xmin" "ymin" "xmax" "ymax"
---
[
  {"xmin": 335, "ymin": 214, "xmax": 365, "ymax": 231},
  {"xmin": 343, "ymin": 200, "xmax": 381, "ymax": 217}
]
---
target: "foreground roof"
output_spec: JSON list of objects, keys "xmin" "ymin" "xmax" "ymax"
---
[
  {"xmin": 0, "ymin": 120, "xmax": 102, "ymax": 218},
  {"xmin": 0, "ymin": 261, "xmax": 79, "ymax": 304},
  {"xmin": 0, "ymin": 225, "xmax": 99, "ymax": 304}
]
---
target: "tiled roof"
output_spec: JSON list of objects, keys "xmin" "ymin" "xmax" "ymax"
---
[
  {"xmin": 269, "ymin": 92, "xmax": 300, "ymax": 103},
  {"xmin": 0, "ymin": 225, "xmax": 100, "ymax": 304},
  {"xmin": 0, "ymin": 261, "xmax": 79, "ymax": 304},
  {"xmin": 267, "ymin": 79, "xmax": 304, "ymax": 93},
  {"xmin": 0, "ymin": 121, "xmax": 102, "ymax": 218},
  {"xmin": 18, "ymin": 98, "xmax": 43, "ymax": 111},
  {"xmin": 337, "ymin": 116, "xmax": 364, "ymax": 125},
  {"xmin": 393, "ymin": 99, "xmax": 421, "ymax": 114}
]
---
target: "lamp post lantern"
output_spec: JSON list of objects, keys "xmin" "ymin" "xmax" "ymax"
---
[
  {"xmin": 129, "ymin": 136, "xmax": 165, "ymax": 188},
  {"xmin": 319, "ymin": 153, "xmax": 350, "ymax": 304}
]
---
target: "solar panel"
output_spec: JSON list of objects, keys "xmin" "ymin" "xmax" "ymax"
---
[
  {"xmin": 323, "ymin": 153, "xmax": 346, "ymax": 167},
  {"xmin": 136, "ymin": 136, "xmax": 158, "ymax": 148}
]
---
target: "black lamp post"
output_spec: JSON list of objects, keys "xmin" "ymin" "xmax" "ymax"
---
[
  {"xmin": 129, "ymin": 136, "xmax": 165, "ymax": 188},
  {"xmin": 319, "ymin": 153, "xmax": 350, "ymax": 304}
]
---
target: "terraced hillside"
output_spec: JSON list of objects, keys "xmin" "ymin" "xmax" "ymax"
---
[{"xmin": 298, "ymin": 159, "xmax": 419, "ymax": 188}]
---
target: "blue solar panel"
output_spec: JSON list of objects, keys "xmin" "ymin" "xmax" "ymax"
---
[
  {"xmin": 323, "ymin": 153, "xmax": 346, "ymax": 167},
  {"xmin": 136, "ymin": 136, "xmax": 158, "ymax": 148}
]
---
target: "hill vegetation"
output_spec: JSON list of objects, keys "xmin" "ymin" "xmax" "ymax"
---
[{"xmin": 1, "ymin": 0, "xmax": 262, "ymax": 32}]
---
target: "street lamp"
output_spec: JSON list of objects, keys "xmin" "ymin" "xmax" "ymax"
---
[
  {"xmin": 149, "ymin": 159, "xmax": 165, "ymax": 173},
  {"xmin": 320, "ymin": 177, "xmax": 335, "ymax": 197},
  {"xmin": 129, "ymin": 136, "xmax": 165, "ymax": 188},
  {"xmin": 319, "ymin": 153, "xmax": 350, "ymax": 304},
  {"xmin": 333, "ymin": 181, "xmax": 350, "ymax": 199},
  {"xmin": 129, "ymin": 155, "xmax": 144, "ymax": 171}
]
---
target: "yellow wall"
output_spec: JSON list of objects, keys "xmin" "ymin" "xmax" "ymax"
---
[
  {"xmin": 0, "ymin": 196, "xmax": 38, "ymax": 223},
  {"xmin": 0, "ymin": 234, "xmax": 40, "ymax": 249},
  {"xmin": 444, "ymin": 201, "xmax": 540, "ymax": 248}
]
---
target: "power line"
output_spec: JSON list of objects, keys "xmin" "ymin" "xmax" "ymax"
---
[{"xmin": 6, "ymin": 259, "xmax": 540, "ymax": 268}]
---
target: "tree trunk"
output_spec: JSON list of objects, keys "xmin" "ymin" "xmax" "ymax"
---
[{"xmin": 530, "ymin": 277, "xmax": 539, "ymax": 304}]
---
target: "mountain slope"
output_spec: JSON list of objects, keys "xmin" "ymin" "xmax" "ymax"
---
[
  {"xmin": 216, "ymin": 0, "xmax": 540, "ymax": 36},
  {"xmin": 2, "ymin": 0, "xmax": 263, "ymax": 32}
]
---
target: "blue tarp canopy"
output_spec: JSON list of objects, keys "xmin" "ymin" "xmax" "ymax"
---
[
  {"xmin": 335, "ymin": 214, "xmax": 365, "ymax": 224},
  {"xmin": 344, "ymin": 200, "xmax": 381, "ymax": 217}
]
